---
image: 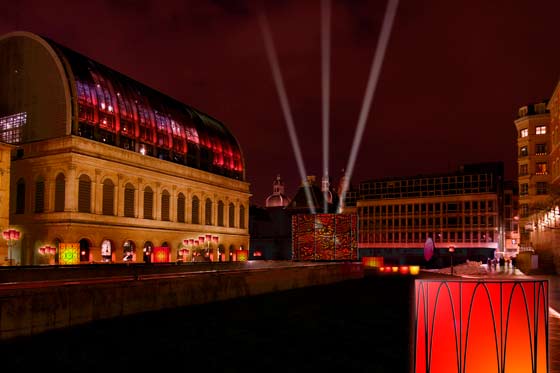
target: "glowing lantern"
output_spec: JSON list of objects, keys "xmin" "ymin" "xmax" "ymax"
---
[
  {"xmin": 409, "ymin": 266, "xmax": 420, "ymax": 275},
  {"xmin": 198, "ymin": 236, "xmax": 205, "ymax": 243},
  {"xmin": 59, "ymin": 243, "xmax": 79, "ymax": 265},
  {"xmin": 414, "ymin": 279, "xmax": 548, "ymax": 372},
  {"xmin": 391, "ymin": 266, "xmax": 399, "ymax": 273},
  {"xmin": 399, "ymin": 266, "xmax": 409, "ymax": 275}
]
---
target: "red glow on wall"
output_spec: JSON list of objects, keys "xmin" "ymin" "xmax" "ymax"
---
[
  {"xmin": 414, "ymin": 279, "xmax": 548, "ymax": 373},
  {"xmin": 362, "ymin": 256, "xmax": 383, "ymax": 268},
  {"xmin": 153, "ymin": 246, "xmax": 170, "ymax": 263}
]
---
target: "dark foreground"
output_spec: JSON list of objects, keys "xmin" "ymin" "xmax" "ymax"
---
[{"xmin": 0, "ymin": 274, "xmax": 418, "ymax": 372}]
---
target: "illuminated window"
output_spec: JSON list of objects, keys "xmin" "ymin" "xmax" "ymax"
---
[
  {"xmin": 78, "ymin": 174, "xmax": 92, "ymax": 213},
  {"xmin": 519, "ymin": 146, "xmax": 528, "ymax": 157},
  {"xmin": 535, "ymin": 143, "xmax": 546, "ymax": 155},
  {"xmin": 54, "ymin": 173, "xmax": 65, "ymax": 212},
  {"xmin": 205, "ymin": 198, "xmax": 213, "ymax": 225},
  {"xmin": 536, "ymin": 125, "xmax": 546, "ymax": 135},
  {"xmin": 192, "ymin": 196, "xmax": 200, "ymax": 224},
  {"xmin": 102, "ymin": 179, "xmax": 115, "ymax": 215},
  {"xmin": 520, "ymin": 128, "xmax": 528, "ymax": 138},
  {"xmin": 144, "ymin": 187, "xmax": 153, "ymax": 219},
  {"xmin": 0, "ymin": 112, "xmax": 26, "ymax": 144},
  {"xmin": 177, "ymin": 193, "xmax": 185, "ymax": 223},
  {"xmin": 124, "ymin": 183, "xmax": 135, "ymax": 218},
  {"xmin": 519, "ymin": 164, "xmax": 528, "ymax": 176},
  {"xmin": 536, "ymin": 182, "xmax": 548, "ymax": 195},
  {"xmin": 520, "ymin": 183, "xmax": 529, "ymax": 196},
  {"xmin": 35, "ymin": 177, "xmax": 45, "ymax": 213},
  {"xmin": 536, "ymin": 162, "xmax": 548, "ymax": 175},
  {"xmin": 161, "ymin": 190, "xmax": 170, "ymax": 221}
]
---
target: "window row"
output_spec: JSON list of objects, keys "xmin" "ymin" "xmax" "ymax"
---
[
  {"xmin": 359, "ymin": 231, "xmax": 496, "ymax": 244},
  {"xmin": 358, "ymin": 200, "xmax": 496, "ymax": 215},
  {"xmin": 14, "ymin": 174, "xmax": 246, "ymax": 229},
  {"xmin": 519, "ymin": 182, "xmax": 547, "ymax": 196},
  {"xmin": 519, "ymin": 125, "xmax": 546, "ymax": 138},
  {"xmin": 519, "ymin": 143, "xmax": 547, "ymax": 157},
  {"xmin": 360, "ymin": 215, "xmax": 496, "ymax": 228}
]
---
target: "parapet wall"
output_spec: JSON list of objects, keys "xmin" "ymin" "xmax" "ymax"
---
[{"xmin": 0, "ymin": 262, "xmax": 363, "ymax": 340}]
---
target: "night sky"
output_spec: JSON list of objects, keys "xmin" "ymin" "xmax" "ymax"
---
[{"xmin": 2, "ymin": 0, "xmax": 560, "ymax": 206}]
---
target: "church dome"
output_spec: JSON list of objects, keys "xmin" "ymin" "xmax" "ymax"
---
[{"xmin": 265, "ymin": 174, "xmax": 290, "ymax": 207}]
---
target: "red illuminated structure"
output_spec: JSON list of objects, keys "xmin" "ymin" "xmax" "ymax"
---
[
  {"xmin": 414, "ymin": 279, "xmax": 548, "ymax": 372},
  {"xmin": 292, "ymin": 213, "xmax": 358, "ymax": 261}
]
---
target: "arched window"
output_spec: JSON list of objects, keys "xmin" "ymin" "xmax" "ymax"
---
[
  {"xmin": 144, "ymin": 186, "xmax": 153, "ymax": 219},
  {"xmin": 124, "ymin": 183, "xmax": 135, "ymax": 218},
  {"xmin": 161, "ymin": 189, "xmax": 170, "ymax": 221},
  {"xmin": 177, "ymin": 193, "xmax": 185, "ymax": 223},
  {"xmin": 54, "ymin": 173, "xmax": 65, "ymax": 212},
  {"xmin": 217, "ymin": 200, "xmax": 224, "ymax": 227},
  {"xmin": 239, "ymin": 204, "xmax": 245, "ymax": 229},
  {"xmin": 79, "ymin": 238, "xmax": 90, "ymax": 262},
  {"xmin": 78, "ymin": 174, "xmax": 91, "ymax": 213},
  {"xmin": 205, "ymin": 198, "xmax": 213, "ymax": 225},
  {"xmin": 229, "ymin": 202, "xmax": 235, "ymax": 227},
  {"xmin": 15, "ymin": 178, "xmax": 25, "ymax": 214},
  {"xmin": 34, "ymin": 177, "xmax": 45, "ymax": 213},
  {"xmin": 192, "ymin": 196, "xmax": 200, "ymax": 224},
  {"xmin": 102, "ymin": 179, "xmax": 115, "ymax": 215}
]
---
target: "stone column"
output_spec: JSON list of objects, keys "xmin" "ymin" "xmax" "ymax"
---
[
  {"xmin": 170, "ymin": 185, "xmax": 177, "ymax": 222},
  {"xmin": 66, "ymin": 164, "xmax": 77, "ymax": 212},
  {"xmin": 137, "ymin": 178, "xmax": 144, "ymax": 219},
  {"xmin": 94, "ymin": 169, "xmax": 102, "ymax": 215},
  {"xmin": 117, "ymin": 173, "xmax": 124, "ymax": 217}
]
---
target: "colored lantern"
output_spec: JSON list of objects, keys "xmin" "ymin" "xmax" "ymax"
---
[
  {"xmin": 213, "ymin": 236, "xmax": 219, "ymax": 243},
  {"xmin": 188, "ymin": 239, "xmax": 194, "ymax": 245},
  {"xmin": 198, "ymin": 236, "xmax": 205, "ymax": 243},
  {"xmin": 409, "ymin": 266, "xmax": 420, "ymax": 275},
  {"xmin": 414, "ymin": 279, "xmax": 548, "ymax": 372}
]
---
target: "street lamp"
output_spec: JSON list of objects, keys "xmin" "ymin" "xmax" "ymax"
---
[
  {"xmin": 2, "ymin": 228, "xmax": 20, "ymax": 266},
  {"xmin": 448, "ymin": 245, "xmax": 455, "ymax": 275}
]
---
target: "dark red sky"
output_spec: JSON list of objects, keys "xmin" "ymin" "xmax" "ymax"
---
[{"xmin": 2, "ymin": 0, "xmax": 560, "ymax": 206}]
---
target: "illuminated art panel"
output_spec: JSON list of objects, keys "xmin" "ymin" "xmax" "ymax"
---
[
  {"xmin": 414, "ymin": 279, "xmax": 548, "ymax": 373},
  {"xmin": 292, "ymin": 214, "xmax": 358, "ymax": 261},
  {"xmin": 153, "ymin": 246, "xmax": 170, "ymax": 263},
  {"xmin": 59, "ymin": 243, "xmax": 80, "ymax": 265},
  {"xmin": 236, "ymin": 249, "xmax": 248, "ymax": 262}
]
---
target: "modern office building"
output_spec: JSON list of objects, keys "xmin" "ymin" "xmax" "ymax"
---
[
  {"xmin": 355, "ymin": 162, "xmax": 517, "ymax": 265},
  {"xmin": 0, "ymin": 31, "xmax": 251, "ymax": 265}
]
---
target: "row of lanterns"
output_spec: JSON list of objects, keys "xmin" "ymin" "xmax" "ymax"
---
[{"xmin": 179, "ymin": 234, "xmax": 219, "ymax": 256}]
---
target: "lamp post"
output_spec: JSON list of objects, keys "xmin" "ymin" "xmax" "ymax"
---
[
  {"xmin": 38, "ymin": 245, "xmax": 56, "ymax": 264},
  {"xmin": 2, "ymin": 228, "xmax": 20, "ymax": 266},
  {"xmin": 448, "ymin": 245, "xmax": 455, "ymax": 275}
]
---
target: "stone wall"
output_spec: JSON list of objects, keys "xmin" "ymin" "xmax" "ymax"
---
[{"xmin": 0, "ymin": 262, "xmax": 363, "ymax": 340}]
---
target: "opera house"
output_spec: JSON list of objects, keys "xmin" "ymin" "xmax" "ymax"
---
[{"xmin": 0, "ymin": 31, "xmax": 251, "ymax": 265}]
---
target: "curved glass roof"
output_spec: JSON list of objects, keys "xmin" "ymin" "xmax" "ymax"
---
[{"xmin": 45, "ymin": 38, "xmax": 244, "ymax": 181}]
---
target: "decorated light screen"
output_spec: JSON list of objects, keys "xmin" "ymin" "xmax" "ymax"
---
[
  {"xmin": 59, "ymin": 243, "xmax": 80, "ymax": 265},
  {"xmin": 292, "ymin": 214, "xmax": 358, "ymax": 261}
]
